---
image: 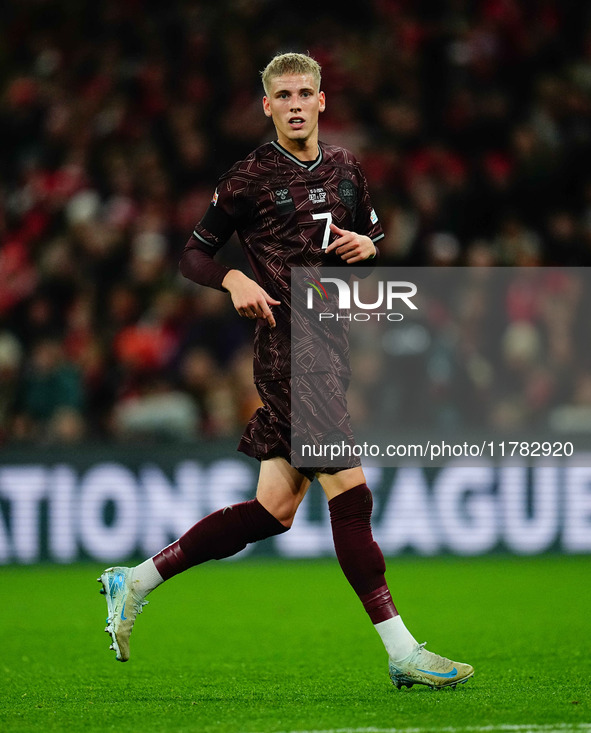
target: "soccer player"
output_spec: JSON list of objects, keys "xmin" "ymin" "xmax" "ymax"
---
[{"xmin": 98, "ymin": 52, "xmax": 473, "ymax": 690}]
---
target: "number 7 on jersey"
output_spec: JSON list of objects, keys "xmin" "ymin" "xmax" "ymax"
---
[{"xmin": 312, "ymin": 212, "xmax": 333, "ymax": 250}]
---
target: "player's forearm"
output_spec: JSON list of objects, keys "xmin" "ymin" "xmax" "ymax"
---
[{"xmin": 179, "ymin": 238, "xmax": 231, "ymax": 291}]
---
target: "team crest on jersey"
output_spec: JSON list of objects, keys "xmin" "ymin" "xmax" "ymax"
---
[
  {"xmin": 275, "ymin": 187, "xmax": 295, "ymax": 213},
  {"xmin": 309, "ymin": 187, "xmax": 327, "ymax": 204},
  {"xmin": 337, "ymin": 179, "xmax": 357, "ymax": 210}
]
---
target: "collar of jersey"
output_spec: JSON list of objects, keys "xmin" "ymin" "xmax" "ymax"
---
[{"xmin": 272, "ymin": 141, "xmax": 323, "ymax": 171}]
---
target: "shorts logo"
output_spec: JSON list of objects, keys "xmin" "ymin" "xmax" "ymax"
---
[
  {"xmin": 338, "ymin": 179, "xmax": 357, "ymax": 210},
  {"xmin": 309, "ymin": 187, "xmax": 327, "ymax": 204},
  {"xmin": 275, "ymin": 187, "xmax": 295, "ymax": 213}
]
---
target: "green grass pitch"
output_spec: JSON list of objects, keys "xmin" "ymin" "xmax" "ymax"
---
[{"xmin": 1, "ymin": 555, "xmax": 590, "ymax": 733}]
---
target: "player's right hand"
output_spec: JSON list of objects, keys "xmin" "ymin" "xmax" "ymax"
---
[{"xmin": 222, "ymin": 270, "xmax": 281, "ymax": 328}]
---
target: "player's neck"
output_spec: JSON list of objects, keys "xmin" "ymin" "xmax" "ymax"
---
[{"xmin": 276, "ymin": 136, "xmax": 319, "ymax": 162}]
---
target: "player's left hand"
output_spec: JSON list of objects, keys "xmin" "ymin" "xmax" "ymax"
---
[{"xmin": 325, "ymin": 224, "xmax": 376, "ymax": 263}]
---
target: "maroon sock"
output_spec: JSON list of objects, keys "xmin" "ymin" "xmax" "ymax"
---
[
  {"xmin": 328, "ymin": 484, "xmax": 397, "ymax": 624},
  {"xmin": 152, "ymin": 499, "xmax": 288, "ymax": 580}
]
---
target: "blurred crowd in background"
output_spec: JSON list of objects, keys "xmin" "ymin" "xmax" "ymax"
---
[
  {"xmin": 1, "ymin": 0, "xmax": 591, "ymax": 445},
  {"xmin": 348, "ymin": 267, "xmax": 591, "ymax": 439}
]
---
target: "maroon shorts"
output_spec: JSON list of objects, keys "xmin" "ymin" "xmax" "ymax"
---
[{"xmin": 237, "ymin": 373, "xmax": 361, "ymax": 481}]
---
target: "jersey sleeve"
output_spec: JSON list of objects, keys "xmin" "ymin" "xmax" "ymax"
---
[
  {"xmin": 353, "ymin": 164, "xmax": 385, "ymax": 246},
  {"xmin": 179, "ymin": 238, "xmax": 231, "ymax": 291},
  {"xmin": 192, "ymin": 181, "xmax": 237, "ymax": 248},
  {"xmin": 180, "ymin": 176, "xmax": 239, "ymax": 290}
]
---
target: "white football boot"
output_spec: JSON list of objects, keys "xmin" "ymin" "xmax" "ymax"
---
[
  {"xmin": 98, "ymin": 566, "xmax": 148, "ymax": 662},
  {"xmin": 389, "ymin": 642, "xmax": 474, "ymax": 689}
]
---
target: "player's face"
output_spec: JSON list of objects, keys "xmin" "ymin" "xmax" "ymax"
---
[{"xmin": 263, "ymin": 74, "xmax": 325, "ymax": 153}]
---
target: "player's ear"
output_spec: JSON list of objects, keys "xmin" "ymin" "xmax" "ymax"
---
[
  {"xmin": 262, "ymin": 96, "xmax": 272, "ymax": 117},
  {"xmin": 319, "ymin": 91, "xmax": 326, "ymax": 113}
]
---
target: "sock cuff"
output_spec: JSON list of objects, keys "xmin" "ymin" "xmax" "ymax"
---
[
  {"xmin": 245, "ymin": 498, "xmax": 290, "ymax": 539},
  {"xmin": 359, "ymin": 583, "xmax": 398, "ymax": 624},
  {"xmin": 328, "ymin": 484, "xmax": 372, "ymax": 519},
  {"xmin": 153, "ymin": 541, "xmax": 188, "ymax": 581}
]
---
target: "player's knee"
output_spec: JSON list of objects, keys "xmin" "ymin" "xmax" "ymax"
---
[
  {"xmin": 267, "ymin": 506, "xmax": 295, "ymax": 529},
  {"xmin": 256, "ymin": 495, "xmax": 297, "ymax": 528}
]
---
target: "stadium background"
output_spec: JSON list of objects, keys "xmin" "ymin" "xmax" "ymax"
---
[{"xmin": 1, "ymin": 0, "xmax": 591, "ymax": 564}]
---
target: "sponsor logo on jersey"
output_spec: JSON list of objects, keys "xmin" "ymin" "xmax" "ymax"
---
[
  {"xmin": 275, "ymin": 187, "xmax": 295, "ymax": 213},
  {"xmin": 370, "ymin": 208, "xmax": 378, "ymax": 224},
  {"xmin": 337, "ymin": 179, "xmax": 357, "ymax": 210},
  {"xmin": 309, "ymin": 187, "xmax": 327, "ymax": 204}
]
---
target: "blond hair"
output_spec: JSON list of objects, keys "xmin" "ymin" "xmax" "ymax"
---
[{"xmin": 261, "ymin": 52, "xmax": 322, "ymax": 96}]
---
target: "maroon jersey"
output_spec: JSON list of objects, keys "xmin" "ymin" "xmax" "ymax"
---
[{"xmin": 184, "ymin": 141, "xmax": 384, "ymax": 382}]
